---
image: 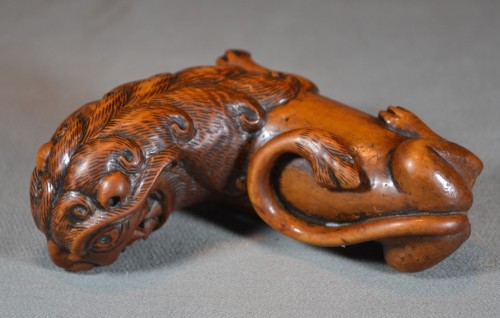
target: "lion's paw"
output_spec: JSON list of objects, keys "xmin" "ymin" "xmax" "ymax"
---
[
  {"xmin": 379, "ymin": 106, "xmax": 425, "ymax": 137},
  {"xmin": 217, "ymin": 49, "xmax": 269, "ymax": 73}
]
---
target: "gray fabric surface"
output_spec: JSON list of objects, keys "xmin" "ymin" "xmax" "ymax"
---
[{"xmin": 1, "ymin": 0, "xmax": 499, "ymax": 316}]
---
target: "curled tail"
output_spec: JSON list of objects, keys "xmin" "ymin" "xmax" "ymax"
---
[
  {"xmin": 247, "ymin": 128, "xmax": 363, "ymax": 245},
  {"xmin": 246, "ymin": 128, "xmax": 467, "ymax": 250}
]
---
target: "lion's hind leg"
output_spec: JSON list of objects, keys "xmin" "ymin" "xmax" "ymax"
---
[{"xmin": 391, "ymin": 138, "xmax": 482, "ymax": 212}]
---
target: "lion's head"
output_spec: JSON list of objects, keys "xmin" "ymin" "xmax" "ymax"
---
[
  {"xmin": 29, "ymin": 75, "xmax": 186, "ymax": 270},
  {"xmin": 30, "ymin": 52, "xmax": 303, "ymax": 270}
]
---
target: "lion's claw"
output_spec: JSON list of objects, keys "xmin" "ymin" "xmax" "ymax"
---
[{"xmin": 380, "ymin": 106, "xmax": 413, "ymax": 128}]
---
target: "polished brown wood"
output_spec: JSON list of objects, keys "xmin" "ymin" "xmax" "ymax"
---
[{"xmin": 30, "ymin": 50, "xmax": 482, "ymax": 272}]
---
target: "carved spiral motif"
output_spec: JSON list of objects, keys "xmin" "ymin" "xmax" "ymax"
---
[{"xmin": 223, "ymin": 96, "xmax": 266, "ymax": 133}]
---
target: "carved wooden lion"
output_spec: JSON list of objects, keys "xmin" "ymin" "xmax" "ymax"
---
[{"xmin": 30, "ymin": 50, "xmax": 482, "ymax": 272}]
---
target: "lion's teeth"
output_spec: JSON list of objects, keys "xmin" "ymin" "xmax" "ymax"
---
[
  {"xmin": 133, "ymin": 230, "xmax": 145, "ymax": 240},
  {"xmin": 145, "ymin": 201, "xmax": 162, "ymax": 219}
]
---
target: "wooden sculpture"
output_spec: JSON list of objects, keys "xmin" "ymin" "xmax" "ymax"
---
[{"xmin": 30, "ymin": 50, "xmax": 483, "ymax": 272}]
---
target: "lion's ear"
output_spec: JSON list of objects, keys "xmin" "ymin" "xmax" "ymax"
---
[
  {"xmin": 134, "ymin": 148, "xmax": 182, "ymax": 197},
  {"xmin": 35, "ymin": 141, "xmax": 53, "ymax": 174},
  {"xmin": 147, "ymin": 148, "xmax": 181, "ymax": 173}
]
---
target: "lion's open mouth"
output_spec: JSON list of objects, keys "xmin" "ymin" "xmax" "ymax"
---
[{"xmin": 129, "ymin": 190, "xmax": 167, "ymax": 244}]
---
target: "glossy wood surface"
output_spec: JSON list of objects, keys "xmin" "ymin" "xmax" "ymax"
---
[{"xmin": 30, "ymin": 50, "xmax": 482, "ymax": 272}]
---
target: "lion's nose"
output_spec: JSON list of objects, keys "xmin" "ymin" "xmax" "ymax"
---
[{"xmin": 47, "ymin": 240, "xmax": 95, "ymax": 271}]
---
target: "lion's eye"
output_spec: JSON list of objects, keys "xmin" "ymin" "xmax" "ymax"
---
[
  {"xmin": 71, "ymin": 204, "xmax": 90, "ymax": 219},
  {"xmin": 58, "ymin": 191, "xmax": 94, "ymax": 223},
  {"xmin": 97, "ymin": 172, "xmax": 131, "ymax": 210},
  {"xmin": 92, "ymin": 226, "xmax": 122, "ymax": 251},
  {"xmin": 99, "ymin": 235, "xmax": 112, "ymax": 245}
]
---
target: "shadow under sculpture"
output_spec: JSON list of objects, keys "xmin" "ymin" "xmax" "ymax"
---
[{"xmin": 30, "ymin": 50, "xmax": 483, "ymax": 272}]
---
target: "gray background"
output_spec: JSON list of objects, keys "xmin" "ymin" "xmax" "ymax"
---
[{"xmin": 1, "ymin": 0, "xmax": 499, "ymax": 317}]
